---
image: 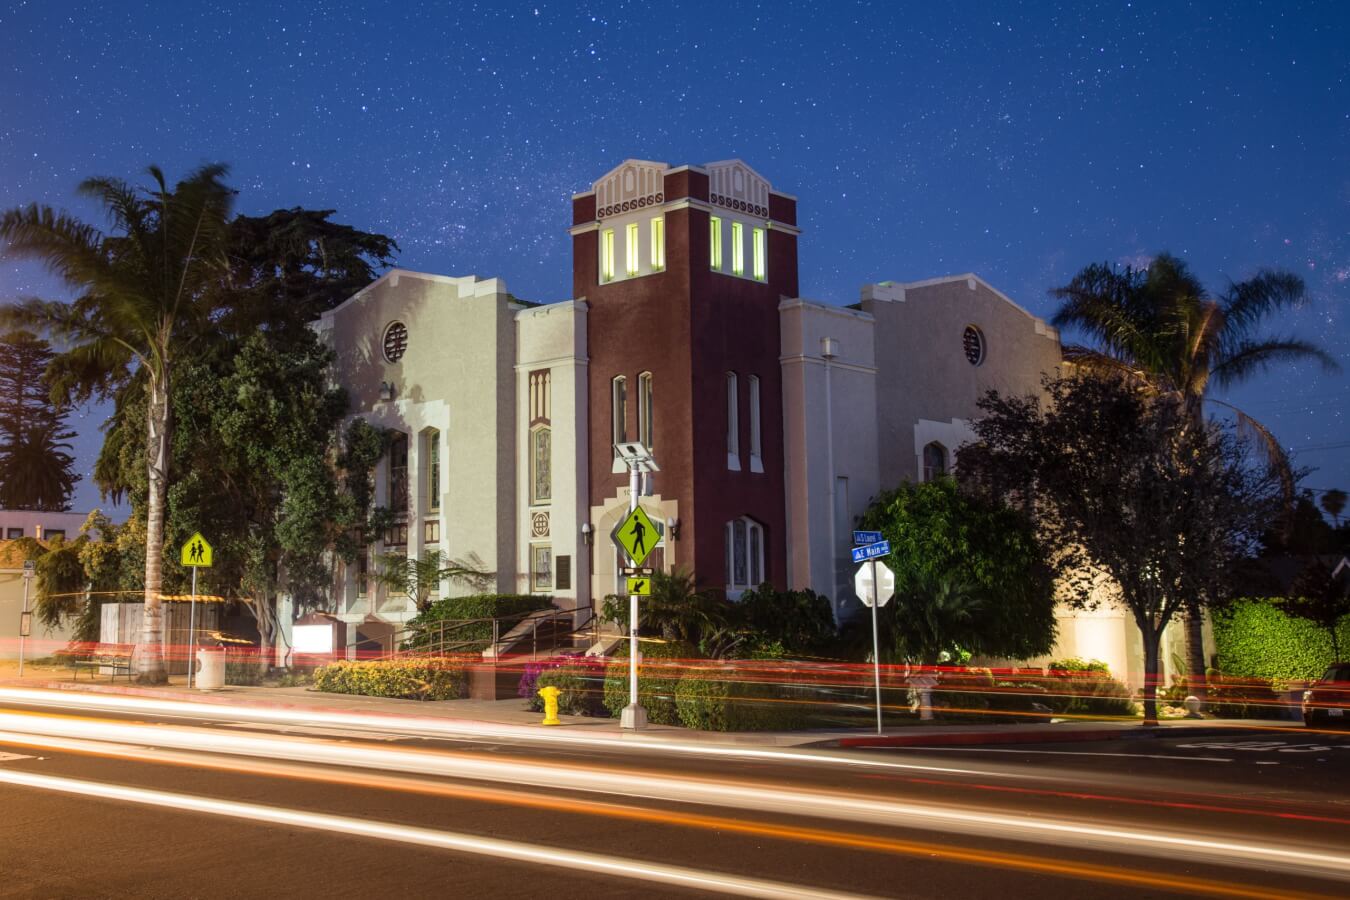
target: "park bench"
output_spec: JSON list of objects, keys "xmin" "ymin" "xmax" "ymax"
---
[{"xmin": 65, "ymin": 643, "xmax": 135, "ymax": 681}]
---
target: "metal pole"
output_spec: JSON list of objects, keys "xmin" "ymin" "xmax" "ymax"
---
[
  {"xmin": 870, "ymin": 558, "xmax": 882, "ymax": 735},
  {"xmin": 187, "ymin": 566, "xmax": 197, "ymax": 688},
  {"xmin": 628, "ymin": 464, "xmax": 641, "ymax": 722},
  {"xmin": 18, "ymin": 573, "xmax": 30, "ymax": 678}
]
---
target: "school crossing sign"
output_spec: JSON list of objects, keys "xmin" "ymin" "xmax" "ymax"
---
[
  {"xmin": 180, "ymin": 532, "xmax": 213, "ymax": 568},
  {"xmin": 611, "ymin": 506, "xmax": 659, "ymax": 568}
]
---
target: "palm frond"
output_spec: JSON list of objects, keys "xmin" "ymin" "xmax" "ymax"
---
[
  {"xmin": 1219, "ymin": 269, "xmax": 1306, "ymax": 335},
  {"xmin": 1206, "ymin": 398, "xmax": 1295, "ymax": 506},
  {"xmin": 0, "ymin": 205, "xmax": 108, "ymax": 288},
  {"xmin": 1209, "ymin": 337, "xmax": 1341, "ymax": 390}
]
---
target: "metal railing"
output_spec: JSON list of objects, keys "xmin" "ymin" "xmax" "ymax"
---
[{"xmin": 351, "ymin": 607, "xmax": 598, "ymax": 662}]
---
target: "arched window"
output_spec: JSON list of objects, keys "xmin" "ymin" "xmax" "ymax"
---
[
  {"xmin": 923, "ymin": 442, "xmax": 948, "ymax": 481},
  {"xmin": 638, "ymin": 372, "xmax": 654, "ymax": 453},
  {"xmin": 531, "ymin": 425, "xmax": 551, "ymax": 505},
  {"xmin": 388, "ymin": 431, "xmax": 409, "ymax": 513},
  {"xmin": 725, "ymin": 372, "xmax": 740, "ymax": 470},
  {"xmin": 747, "ymin": 374, "xmax": 762, "ymax": 471},
  {"xmin": 724, "ymin": 516, "xmax": 764, "ymax": 596},
  {"xmin": 422, "ymin": 428, "xmax": 441, "ymax": 513},
  {"xmin": 611, "ymin": 375, "xmax": 627, "ymax": 450}
]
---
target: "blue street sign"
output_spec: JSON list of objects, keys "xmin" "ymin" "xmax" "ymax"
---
[
  {"xmin": 850, "ymin": 540, "xmax": 891, "ymax": 563},
  {"xmin": 852, "ymin": 530, "xmax": 883, "ymax": 546}
]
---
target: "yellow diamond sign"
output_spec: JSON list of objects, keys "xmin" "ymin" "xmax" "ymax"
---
[
  {"xmin": 625, "ymin": 575, "xmax": 653, "ymax": 596},
  {"xmin": 611, "ymin": 506, "xmax": 659, "ymax": 568},
  {"xmin": 180, "ymin": 532, "xmax": 213, "ymax": 568}
]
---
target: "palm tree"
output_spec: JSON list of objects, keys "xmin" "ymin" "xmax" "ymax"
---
[
  {"xmin": 1051, "ymin": 252, "xmax": 1339, "ymax": 691},
  {"xmin": 372, "ymin": 549, "xmax": 495, "ymax": 613},
  {"xmin": 1320, "ymin": 489, "xmax": 1346, "ymax": 528},
  {"xmin": 0, "ymin": 419, "xmax": 80, "ymax": 510},
  {"xmin": 0, "ymin": 165, "xmax": 234, "ymax": 682}
]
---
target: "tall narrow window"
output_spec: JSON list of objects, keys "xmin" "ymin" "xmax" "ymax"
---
[
  {"xmin": 600, "ymin": 228, "xmax": 616, "ymax": 283},
  {"xmin": 650, "ymin": 217, "xmax": 665, "ymax": 270},
  {"xmin": 748, "ymin": 375, "xmax": 762, "ymax": 471},
  {"xmin": 424, "ymin": 429, "xmax": 440, "ymax": 512},
  {"xmin": 625, "ymin": 222, "xmax": 640, "ymax": 276},
  {"xmin": 611, "ymin": 375, "xmax": 628, "ymax": 449},
  {"xmin": 724, "ymin": 516, "xmax": 764, "ymax": 595},
  {"xmin": 531, "ymin": 426, "xmax": 552, "ymax": 504},
  {"xmin": 731, "ymin": 221, "xmax": 744, "ymax": 276},
  {"xmin": 923, "ymin": 442, "xmax": 948, "ymax": 481},
  {"xmin": 726, "ymin": 372, "xmax": 740, "ymax": 470},
  {"xmin": 709, "ymin": 216, "xmax": 722, "ymax": 270},
  {"xmin": 388, "ymin": 432, "xmax": 408, "ymax": 513},
  {"xmin": 638, "ymin": 371, "xmax": 654, "ymax": 453},
  {"xmin": 752, "ymin": 227, "xmax": 766, "ymax": 281}
]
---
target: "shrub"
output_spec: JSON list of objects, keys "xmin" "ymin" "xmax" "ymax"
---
[
  {"xmin": 602, "ymin": 640, "xmax": 698, "ymax": 725},
  {"xmin": 736, "ymin": 584, "xmax": 836, "ymax": 656},
  {"xmin": 521, "ymin": 656, "xmax": 605, "ymax": 715},
  {"xmin": 931, "ymin": 668, "xmax": 996, "ymax": 716},
  {"xmin": 1205, "ymin": 669, "xmax": 1283, "ymax": 719},
  {"xmin": 1212, "ymin": 599, "xmax": 1350, "ymax": 684},
  {"xmin": 402, "ymin": 594, "xmax": 555, "ymax": 651},
  {"xmin": 674, "ymin": 666, "xmax": 810, "ymax": 731},
  {"xmin": 313, "ymin": 658, "xmax": 467, "ymax": 701}
]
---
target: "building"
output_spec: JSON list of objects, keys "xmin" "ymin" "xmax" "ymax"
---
[{"xmin": 304, "ymin": 158, "xmax": 1145, "ymax": 676}]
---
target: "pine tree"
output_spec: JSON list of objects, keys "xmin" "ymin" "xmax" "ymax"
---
[{"xmin": 0, "ymin": 330, "xmax": 79, "ymax": 510}]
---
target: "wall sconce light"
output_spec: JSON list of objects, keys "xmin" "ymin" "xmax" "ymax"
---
[
  {"xmin": 580, "ymin": 522, "xmax": 593, "ymax": 545},
  {"xmin": 379, "ymin": 381, "xmax": 395, "ymax": 401},
  {"xmin": 665, "ymin": 516, "xmax": 680, "ymax": 540}
]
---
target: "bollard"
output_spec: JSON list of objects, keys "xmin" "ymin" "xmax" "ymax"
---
[{"xmin": 538, "ymin": 685, "xmax": 562, "ymax": 726}]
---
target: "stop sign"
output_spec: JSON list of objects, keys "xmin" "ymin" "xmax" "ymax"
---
[{"xmin": 855, "ymin": 560, "xmax": 895, "ymax": 608}]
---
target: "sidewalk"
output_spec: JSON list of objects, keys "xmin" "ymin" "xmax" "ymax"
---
[{"xmin": 1, "ymin": 674, "xmax": 1307, "ymax": 749}]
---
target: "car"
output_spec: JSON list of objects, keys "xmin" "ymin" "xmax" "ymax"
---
[{"xmin": 1302, "ymin": 663, "xmax": 1350, "ymax": 728}]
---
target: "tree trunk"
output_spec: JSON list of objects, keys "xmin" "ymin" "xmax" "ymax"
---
[
  {"xmin": 1184, "ymin": 607, "xmax": 1207, "ymax": 702},
  {"xmin": 134, "ymin": 371, "xmax": 171, "ymax": 684},
  {"xmin": 1141, "ymin": 628, "xmax": 1162, "ymax": 726}
]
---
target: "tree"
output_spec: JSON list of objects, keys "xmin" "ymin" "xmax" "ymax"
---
[
  {"xmin": 959, "ymin": 375, "xmax": 1282, "ymax": 723},
  {"xmin": 601, "ymin": 567, "xmax": 734, "ymax": 653},
  {"xmin": 1321, "ymin": 489, "xmax": 1347, "ymax": 528},
  {"xmin": 1050, "ymin": 252, "xmax": 1338, "ymax": 691},
  {"xmin": 372, "ymin": 549, "xmax": 495, "ymax": 614},
  {"xmin": 0, "ymin": 165, "xmax": 235, "ymax": 682},
  {"xmin": 888, "ymin": 573, "xmax": 984, "ymax": 667},
  {"xmin": 854, "ymin": 478, "xmax": 1058, "ymax": 661},
  {"xmin": 0, "ymin": 331, "xmax": 79, "ymax": 509},
  {"xmin": 1285, "ymin": 560, "xmax": 1350, "ymax": 661}
]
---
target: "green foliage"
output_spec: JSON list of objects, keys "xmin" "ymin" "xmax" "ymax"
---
[
  {"xmin": 312, "ymin": 658, "xmax": 467, "ymax": 701},
  {"xmin": 373, "ymin": 549, "xmax": 495, "ymax": 614},
  {"xmin": 0, "ymin": 330, "xmax": 79, "ymax": 510},
  {"xmin": 1046, "ymin": 657, "xmax": 1110, "ymax": 674},
  {"xmin": 602, "ymin": 640, "xmax": 698, "ymax": 725},
  {"xmin": 533, "ymin": 665, "xmax": 603, "ymax": 716},
  {"xmin": 403, "ymin": 594, "xmax": 554, "ymax": 649},
  {"xmin": 855, "ymin": 478, "xmax": 1057, "ymax": 661},
  {"xmin": 1212, "ymin": 598, "xmax": 1350, "ymax": 684},
  {"xmin": 674, "ymin": 670, "xmax": 809, "ymax": 732},
  {"xmin": 736, "ymin": 584, "xmax": 836, "ymax": 656},
  {"xmin": 601, "ymin": 567, "xmax": 735, "ymax": 652}
]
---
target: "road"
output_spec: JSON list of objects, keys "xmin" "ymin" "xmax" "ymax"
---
[{"xmin": 1, "ymin": 688, "xmax": 1348, "ymax": 899}]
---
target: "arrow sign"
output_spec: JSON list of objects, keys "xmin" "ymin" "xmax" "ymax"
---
[
  {"xmin": 850, "ymin": 540, "xmax": 890, "ymax": 564},
  {"xmin": 625, "ymin": 576, "xmax": 652, "ymax": 596},
  {"xmin": 852, "ymin": 530, "xmax": 883, "ymax": 545}
]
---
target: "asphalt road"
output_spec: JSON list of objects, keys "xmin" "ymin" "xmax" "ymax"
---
[{"xmin": 1, "ymin": 691, "xmax": 1348, "ymax": 899}]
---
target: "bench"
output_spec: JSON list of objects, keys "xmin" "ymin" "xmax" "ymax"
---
[{"xmin": 65, "ymin": 644, "xmax": 135, "ymax": 681}]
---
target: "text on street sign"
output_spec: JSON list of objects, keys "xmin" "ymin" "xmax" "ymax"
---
[{"xmin": 850, "ymin": 540, "xmax": 891, "ymax": 564}]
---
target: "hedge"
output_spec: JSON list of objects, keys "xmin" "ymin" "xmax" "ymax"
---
[
  {"xmin": 674, "ymin": 668, "xmax": 809, "ymax": 732},
  {"xmin": 402, "ymin": 594, "xmax": 555, "ymax": 650},
  {"xmin": 1212, "ymin": 599, "xmax": 1350, "ymax": 685},
  {"xmin": 602, "ymin": 640, "xmax": 698, "ymax": 725},
  {"xmin": 521, "ymin": 657, "xmax": 606, "ymax": 716},
  {"xmin": 313, "ymin": 658, "xmax": 467, "ymax": 700}
]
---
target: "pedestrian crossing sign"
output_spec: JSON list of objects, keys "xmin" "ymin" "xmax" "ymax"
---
[
  {"xmin": 180, "ymin": 532, "xmax": 213, "ymax": 568},
  {"xmin": 625, "ymin": 575, "xmax": 653, "ymax": 596},
  {"xmin": 611, "ymin": 506, "xmax": 658, "ymax": 568}
]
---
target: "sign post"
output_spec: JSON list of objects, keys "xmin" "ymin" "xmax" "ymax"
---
[
  {"xmin": 852, "ymin": 543, "xmax": 894, "ymax": 735},
  {"xmin": 611, "ymin": 442, "xmax": 660, "ymax": 730},
  {"xmin": 180, "ymin": 532, "xmax": 214, "ymax": 687},
  {"xmin": 18, "ymin": 560, "xmax": 35, "ymax": 677}
]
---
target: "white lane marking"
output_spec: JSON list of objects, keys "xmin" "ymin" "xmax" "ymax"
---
[
  {"xmin": 1, "ymin": 717, "xmax": 1348, "ymax": 882},
  {"xmin": 871, "ymin": 747, "xmax": 1235, "ymax": 763},
  {"xmin": 215, "ymin": 723, "xmax": 412, "ymax": 741},
  {"xmin": 0, "ymin": 687, "xmax": 1024, "ymax": 780},
  {"xmin": 0, "ymin": 769, "xmax": 876, "ymax": 900},
  {"xmin": 1179, "ymin": 740, "xmax": 1350, "ymax": 753},
  {"xmin": 0, "ymin": 751, "xmax": 33, "ymax": 762}
]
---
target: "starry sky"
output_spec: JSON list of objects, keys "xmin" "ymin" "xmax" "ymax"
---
[{"xmin": 1, "ymin": 1, "xmax": 1347, "ymax": 514}]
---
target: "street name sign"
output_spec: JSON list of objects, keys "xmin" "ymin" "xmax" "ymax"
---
[
  {"xmin": 611, "ymin": 506, "xmax": 659, "ymax": 568},
  {"xmin": 852, "ymin": 530, "xmax": 883, "ymax": 545},
  {"xmin": 855, "ymin": 560, "xmax": 896, "ymax": 608},
  {"xmin": 180, "ymin": 532, "xmax": 214, "ymax": 568},
  {"xmin": 625, "ymin": 576, "xmax": 653, "ymax": 596},
  {"xmin": 850, "ymin": 540, "xmax": 891, "ymax": 564},
  {"xmin": 22, "ymin": 559, "xmax": 35, "ymax": 579}
]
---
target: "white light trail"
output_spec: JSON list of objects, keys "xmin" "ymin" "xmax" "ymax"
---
[{"xmin": 0, "ymin": 768, "xmax": 875, "ymax": 900}]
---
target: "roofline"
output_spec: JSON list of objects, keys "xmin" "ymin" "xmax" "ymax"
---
[
  {"xmin": 319, "ymin": 268, "xmax": 511, "ymax": 321},
  {"xmin": 863, "ymin": 273, "xmax": 1058, "ymax": 339}
]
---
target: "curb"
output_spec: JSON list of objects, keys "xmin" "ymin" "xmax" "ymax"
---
[{"xmin": 836, "ymin": 723, "xmax": 1308, "ymax": 748}]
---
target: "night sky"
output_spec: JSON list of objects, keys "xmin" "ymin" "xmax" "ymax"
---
[{"xmin": 1, "ymin": 1, "xmax": 1346, "ymax": 513}]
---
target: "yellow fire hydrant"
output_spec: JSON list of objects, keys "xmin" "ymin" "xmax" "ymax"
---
[{"xmin": 538, "ymin": 685, "xmax": 562, "ymax": 726}]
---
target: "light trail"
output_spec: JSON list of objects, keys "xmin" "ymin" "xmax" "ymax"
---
[
  {"xmin": 2, "ymin": 709, "xmax": 1350, "ymax": 883},
  {"xmin": 0, "ymin": 728, "xmax": 1332, "ymax": 900},
  {"xmin": 0, "ymin": 768, "xmax": 875, "ymax": 900}
]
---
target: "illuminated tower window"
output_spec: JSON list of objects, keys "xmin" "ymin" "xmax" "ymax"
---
[
  {"xmin": 601, "ymin": 228, "xmax": 616, "ymax": 283},
  {"xmin": 626, "ymin": 222, "xmax": 640, "ymax": 276},
  {"xmin": 650, "ymin": 217, "xmax": 665, "ymax": 270},
  {"xmin": 731, "ymin": 221, "xmax": 744, "ymax": 276},
  {"xmin": 709, "ymin": 216, "xmax": 722, "ymax": 270},
  {"xmin": 752, "ymin": 227, "xmax": 766, "ymax": 281}
]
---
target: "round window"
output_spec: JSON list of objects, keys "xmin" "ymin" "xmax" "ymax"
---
[
  {"xmin": 383, "ymin": 321, "xmax": 408, "ymax": 362},
  {"xmin": 962, "ymin": 325, "xmax": 985, "ymax": 366}
]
